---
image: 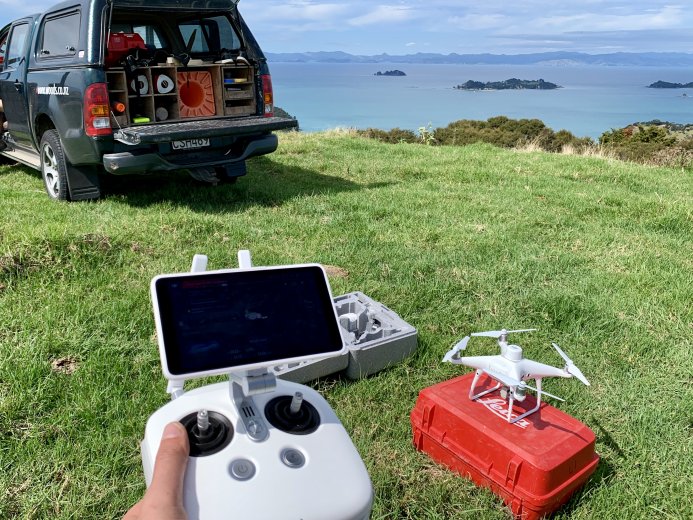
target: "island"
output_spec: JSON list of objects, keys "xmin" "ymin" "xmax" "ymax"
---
[
  {"xmin": 454, "ymin": 78, "xmax": 560, "ymax": 90},
  {"xmin": 647, "ymin": 80, "xmax": 693, "ymax": 88},
  {"xmin": 374, "ymin": 70, "xmax": 406, "ymax": 77}
]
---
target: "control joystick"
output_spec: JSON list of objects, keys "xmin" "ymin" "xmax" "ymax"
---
[
  {"xmin": 265, "ymin": 392, "xmax": 320, "ymax": 434},
  {"xmin": 180, "ymin": 410, "xmax": 233, "ymax": 456}
]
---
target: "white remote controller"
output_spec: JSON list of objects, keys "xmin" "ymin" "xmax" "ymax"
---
[
  {"xmin": 141, "ymin": 252, "xmax": 373, "ymax": 520},
  {"xmin": 141, "ymin": 378, "xmax": 373, "ymax": 520}
]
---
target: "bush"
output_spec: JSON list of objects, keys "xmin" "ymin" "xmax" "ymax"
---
[
  {"xmin": 355, "ymin": 117, "xmax": 693, "ymax": 168},
  {"xmin": 599, "ymin": 124, "xmax": 681, "ymax": 164},
  {"xmin": 648, "ymin": 146, "xmax": 693, "ymax": 169},
  {"xmin": 432, "ymin": 117, "xmax": 591, "ymax": 151},
  {"xmin": 599, "ymin": 125, "xmax": 675, "ymax": 147},
  {"xmin": 357, "ymin": 127, "xmax": 418, "ymax": 144}
]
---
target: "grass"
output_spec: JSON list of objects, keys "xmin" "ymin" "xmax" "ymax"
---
[{"xmin": 1, "ymin": 131, "xmax": 692, "ymax": 519}]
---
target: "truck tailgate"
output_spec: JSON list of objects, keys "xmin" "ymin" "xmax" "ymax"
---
[{"xmin": 113, "ymin": 116, "xmax": 298, "ymax": 145}]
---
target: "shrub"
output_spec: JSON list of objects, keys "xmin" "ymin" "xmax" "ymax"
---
[
  {"xmin": 647, "ymin": 146, "xmax": 693, "ymax": 169},
  {"xmin": 599, "ymin": 124, "xmax": 680, "ymax": 164},
  {"xmin": 357, "ymin": 127, "xmax": 418, "ymax": 144},
  {"xmin": 432, "ymin": 117, "xmax": 591, "ymax": 151}
]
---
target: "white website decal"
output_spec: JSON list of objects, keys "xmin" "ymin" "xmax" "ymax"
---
[{"xmin": 37, "ymin": 86, "xmax": 69, "ymax": 95}]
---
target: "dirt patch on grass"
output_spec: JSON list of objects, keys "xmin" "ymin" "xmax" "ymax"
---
[
  {"xmin": 51, "ymin": 356, "xmax": 79, "ymax": 375},
  {"xmin": 323, "ymin": 265, "xmax": 349, "ymax": 278},
  {"xmin": 131, "ymin": 242, "xmax": 155, "ymax": 255}
]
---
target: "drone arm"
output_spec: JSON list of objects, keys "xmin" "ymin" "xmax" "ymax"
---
[
  {"xmin": 442, "ymin": 336, "xmax": 470, "ymax": 363},
  {"xmin": 520, "ymin": 359, "xmax": 571, "ymax": 380}
]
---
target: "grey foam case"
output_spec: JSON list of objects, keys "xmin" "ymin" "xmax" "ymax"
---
[{"xmin": 274, "ymin": 292, "xmax": 417, "ymax": 383}]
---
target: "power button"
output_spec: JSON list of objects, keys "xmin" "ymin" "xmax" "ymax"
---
[{"xmin": 229, "ymin": 459, "xmax": 256, "ymax": 481}]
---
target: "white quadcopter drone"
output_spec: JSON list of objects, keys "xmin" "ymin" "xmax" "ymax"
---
[{"xmin": 442, "ymin": 328, "xmax": 590, "ymax": 423}]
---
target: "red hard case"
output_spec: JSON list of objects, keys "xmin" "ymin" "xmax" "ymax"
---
[{"xmin": 411, "ymin": 373, "xmax": 599, "ymax": 519}]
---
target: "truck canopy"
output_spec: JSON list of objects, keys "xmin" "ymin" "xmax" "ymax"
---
[{"xmin": 111, "ymin": 0, "xmax": 239, "ymax": 9}]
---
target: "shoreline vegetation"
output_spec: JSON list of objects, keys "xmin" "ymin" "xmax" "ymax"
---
[
  {"xmin": 276, "ymin": 103, "xmax": 693, "ymax": 170},
  {"xmin": 454, "ymin": 78, "xmax": 560, "ymax": 90},
  {"xmin": 353, "ymin": 116, "xmax": 693, "ymax": 170}
]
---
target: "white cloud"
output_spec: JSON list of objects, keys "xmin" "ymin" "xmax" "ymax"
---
[
  {"xmin": 241, "ymin": 1, "xmax": 349, "ymax": 23},
  {"xmin": 447, "ymin": 14, "xmax": 508, "ymax": 30},
  {"xmin": 348, "ymin": 5, "xmax": 416, "ymax": 27},
  {"xmin": 529, "ymin": 5, "xmax": 685, "ymax": 33}
]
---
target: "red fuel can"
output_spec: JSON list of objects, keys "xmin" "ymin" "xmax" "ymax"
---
[
  {"xmin": 411, "ymin": 373, "xmax": 599, "ymax": 519},
  {"xmin": 106, "ymin": 33, "xmax": 147, "ymax": 67}
]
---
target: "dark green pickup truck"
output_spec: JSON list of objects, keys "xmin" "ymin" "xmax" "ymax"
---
[{"xmin": 0, "ymin": 0, "xmax": 297, "ymax": 200}]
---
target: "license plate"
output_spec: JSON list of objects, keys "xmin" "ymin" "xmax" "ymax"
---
[{"xmin": 172, "ymin": 138, "xmax": 210, "ymax": 150}]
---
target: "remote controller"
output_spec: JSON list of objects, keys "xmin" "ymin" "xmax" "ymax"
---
[
  {"xmin": 141, "ymin": 378, "xmax": 373, "ymax": 519},
  {"xmin": 140, "ymin": 252, "xmax": 373, "ymax": 520}
]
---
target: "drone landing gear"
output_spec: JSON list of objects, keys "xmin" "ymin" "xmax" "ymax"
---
[
  {"xmin": 469, "ymin": 370, "xmax": 545, "ymax": 424},
  {"xmin": 469, "ymin": 369, "xmax": 501, "ymax": 400}
]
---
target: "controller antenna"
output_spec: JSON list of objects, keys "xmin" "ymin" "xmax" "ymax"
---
[{"xmin": 290, "ymin": 392, "xmax": 303, "ymax": 414}]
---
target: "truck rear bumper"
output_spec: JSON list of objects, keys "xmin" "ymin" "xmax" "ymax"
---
[{"xmin": 102, "ymin": 134, "xmax": 277, "ymax": 175}]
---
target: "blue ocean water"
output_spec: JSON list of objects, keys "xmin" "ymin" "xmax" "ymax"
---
[{"xmin": 269, "ymin": 62, "xmax": 693, "ymax": 139}]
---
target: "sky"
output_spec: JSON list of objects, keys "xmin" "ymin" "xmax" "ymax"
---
[{"xmin": 2, "ymin": 0, "xmax": 693, "ymax": 55}]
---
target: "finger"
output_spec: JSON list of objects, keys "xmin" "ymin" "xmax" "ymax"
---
[
  {"xmin": 148, "ymin": 422, "xmax": 190, "ymax": 505},
  {"xmin": 122, "ymin": 501, "xmax": 141, "ymax": 520}
]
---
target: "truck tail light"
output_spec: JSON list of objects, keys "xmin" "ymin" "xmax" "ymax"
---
[
  {"xmin": 261, "ymin": 74, "xmax": 274, "ymax": 117},
  {"xmin": 84, "ymin": 83, "xmax": 112, "ymax": 137}
]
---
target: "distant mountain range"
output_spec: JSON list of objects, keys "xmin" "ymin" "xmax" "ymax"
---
[{"xmin": 265, "ymin": 51, "xmax": 693, "ymax": 67}]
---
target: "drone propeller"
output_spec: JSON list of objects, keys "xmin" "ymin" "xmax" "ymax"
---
[
  {"xmin": 442, "ymin": 336, "xmax": 470, "ymax": 363},
  {"xmin": 552, "ymin": 343, "xmax": 590, "ymax": 386},
  {"xmin": 471, "ymin": 328, "xmax": 537, "ymax": 338}
]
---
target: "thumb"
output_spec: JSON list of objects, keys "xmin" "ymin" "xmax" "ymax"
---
[{"xmin": 148, "ymin": 421, "xmax": 190, "ymax": 506}]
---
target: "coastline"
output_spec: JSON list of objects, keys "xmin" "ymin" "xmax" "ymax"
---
[{"xmin": 269, "ymin": 62, "xmax": 693, "ymax": 139}]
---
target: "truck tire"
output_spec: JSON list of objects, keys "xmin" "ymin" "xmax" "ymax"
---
[{"xmin": 40, "ymin": 130, "xmax": 70, "ymax": 201}]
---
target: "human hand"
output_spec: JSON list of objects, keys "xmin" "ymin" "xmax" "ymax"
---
[{"xmin": 123, "ymin": 422, "xmax": 190, "ymax": 520}]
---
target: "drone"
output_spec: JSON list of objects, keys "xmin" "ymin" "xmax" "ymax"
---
[{"xmin": 442, "ymin": 328, "xmax": 590, "ymax": 424}]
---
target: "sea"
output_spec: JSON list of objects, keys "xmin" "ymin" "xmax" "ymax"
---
[{"xmin": 268, "ymin": 62, "xmax": 693, "ymax": 139}]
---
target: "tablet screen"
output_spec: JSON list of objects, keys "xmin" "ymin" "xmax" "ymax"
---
[{"xmin": 153, "ymin": 266, "xmax": 344, "ymax": 376}]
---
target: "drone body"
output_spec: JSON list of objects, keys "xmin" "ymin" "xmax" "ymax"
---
[{"xmin": 442, "ymin": 329, "xmax": 590, "ymax": 423}]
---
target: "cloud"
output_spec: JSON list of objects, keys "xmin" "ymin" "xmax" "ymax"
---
[
  {"xmin": 521, "ymin": 5, "xmax": 686, "ymax": 33},
  {"xmin": 3, "ymin": 0, "xmax": 693, "ymax": 55},
  {"xmin": 241, "ymin": 1, "xmax": 349, "ymax": 24},
  {"xmin": 348, "ymin": 5, "xmax": 416, "ymax": 26},
  {"xmin": 447, "ymin": 14, "xmax": 508, "ymax": 30}
]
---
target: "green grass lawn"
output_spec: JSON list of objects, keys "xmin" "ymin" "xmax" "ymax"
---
[{"xmin": 1, "ymin": 132, "xmax": 692, "ymax": 519}]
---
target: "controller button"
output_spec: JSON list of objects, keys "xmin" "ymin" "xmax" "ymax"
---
[
  {"xmin": 280, "ymin": 448, "xmax": 306, "ymax": 469},
  {"xmin": 247, "ymin": 420, "xmax": 262, "ymax": 436},
  {"xmin": 229, "ymin": 459, "xmax": 256, "ymax": 481}
]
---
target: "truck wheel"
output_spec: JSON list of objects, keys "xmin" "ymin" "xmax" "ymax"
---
[{"xmin": 40, "ymin": 130, "xmax": 70, "ymax": 201}]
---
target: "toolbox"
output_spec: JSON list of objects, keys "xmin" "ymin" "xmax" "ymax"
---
[{"xmin": 411, "ymin": 373, "xmax": 599, "ymax": 519}]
